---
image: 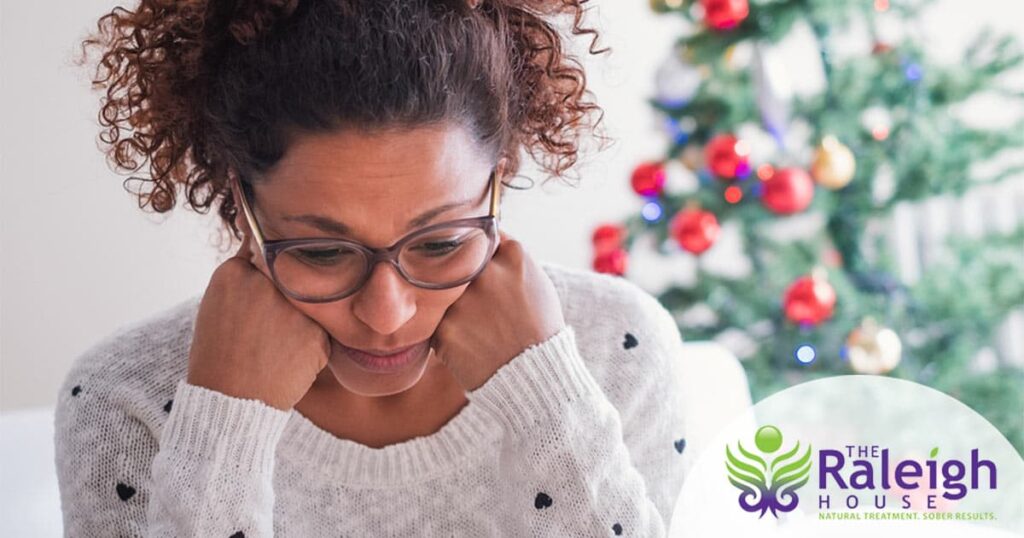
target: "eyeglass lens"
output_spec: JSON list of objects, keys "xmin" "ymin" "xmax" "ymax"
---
[{"xmin": 271, "ymin": 222, "xmax": 494, "ymax": 300}]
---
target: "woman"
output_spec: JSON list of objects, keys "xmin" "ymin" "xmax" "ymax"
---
[{"xmin": 55, "ymin": 0, "xmax": 691, "ymax": 535}]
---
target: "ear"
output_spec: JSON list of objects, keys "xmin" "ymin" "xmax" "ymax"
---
[
  {"xmin": 495, "ymin": 156, "xmax": 511, "ymax": 183},
  {"xmin": 228, "ymin": 173, "xmax": 254, "ymax": 241}
]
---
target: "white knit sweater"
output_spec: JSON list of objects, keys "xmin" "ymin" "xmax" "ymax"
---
[{"xmin": 54, "ymin": 260, "xmax": 692, "ymax": 537}]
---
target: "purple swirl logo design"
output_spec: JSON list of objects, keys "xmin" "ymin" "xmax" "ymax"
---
[{"xmin": 726, "ymin": 425, "xmax": 813, "ymax": 518}]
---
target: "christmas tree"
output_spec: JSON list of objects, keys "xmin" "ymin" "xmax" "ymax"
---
[{"xmin": 592, "ymin": 0, "xmax": 1024, "ymax": 453}]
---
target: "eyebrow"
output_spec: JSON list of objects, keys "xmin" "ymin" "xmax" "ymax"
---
[{"xmin": 280, "ymin": 197, "xmax": 479, "ymax": 237}]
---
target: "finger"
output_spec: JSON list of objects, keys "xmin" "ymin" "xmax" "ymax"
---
[{"xmin": 426, "ymin": 332, "xmax": 445, "ymax": 366}]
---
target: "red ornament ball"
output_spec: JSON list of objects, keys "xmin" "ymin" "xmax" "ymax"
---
[
  {"xmin": 783, "ymin": 274, "xmax": 837, "ymax": 325},
  {"xmin": 630, "ymin": 161, "xmax": 667, "ymax": 197},
  {"xmin": 761, "ymin": 167, "xmax": 815, "ymax": 214},
  {"xmin": 670, "ymin": 208, "xmax": 720, "ymax": 255},
  {"xmin": 592, "ymin": 223, "xmax": 626, "ymax": 255},
  {"xmin": 704, "ymin": 134, "xmax": 750, "ymax": 180},
  {"xmin": 593, "ymin": 248, "xmax": 628, "ymax": 276},
  {"xmin": 700, "ymin": 0, "xmax": 750, "ymax": 31}
]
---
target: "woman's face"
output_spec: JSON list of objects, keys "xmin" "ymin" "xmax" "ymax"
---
[{"xmin": 238, "ymin": 122, "xmax": 499, "ymax": 398}]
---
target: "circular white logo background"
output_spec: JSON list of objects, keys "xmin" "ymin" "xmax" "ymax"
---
[{"xmin": 670, "ymin": 375, "xmax": 1023, "ymax": 537}]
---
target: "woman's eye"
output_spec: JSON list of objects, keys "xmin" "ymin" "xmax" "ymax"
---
[
  {"xmin": 410, "ymin": 239, "xmax": 463, "ymax": 257},
  {"xmin": 294, "ymin": 247, "xmax": 351, "ymax": 265}
]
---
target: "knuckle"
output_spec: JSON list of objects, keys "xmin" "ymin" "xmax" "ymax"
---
[{"xmin": 212, "ymin": 257, "xmax": 252, "ymax": 282}]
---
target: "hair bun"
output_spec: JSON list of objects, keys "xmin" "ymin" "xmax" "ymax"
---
[{"xmin": 500, "ymin": 0, "xmax": 582, "ymax": 16}]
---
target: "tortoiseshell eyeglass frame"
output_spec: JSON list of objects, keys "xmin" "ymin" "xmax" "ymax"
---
[{"xmin": 230, "ymin": 169, "xmax": 502, "ymax": 304}]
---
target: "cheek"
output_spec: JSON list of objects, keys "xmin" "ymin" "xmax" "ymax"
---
[
  {"xmin": 287, "ymin": 298, "xmax": 328, "ymax": 327},
  {"xmin": 294, "ymin": 298, "xmax": 351, "ymax": 336},
  {"xmin": 422, "ymin": 283, "xmax": 470, "ymax": 311},
  {"xmin": 295, "ymin": 284, "xmax": 470, "ymax": 338}
]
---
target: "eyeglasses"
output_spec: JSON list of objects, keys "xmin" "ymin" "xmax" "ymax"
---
[{"xmin": 231, "ymin": 169, "xmax": 502, "ymax": 304}]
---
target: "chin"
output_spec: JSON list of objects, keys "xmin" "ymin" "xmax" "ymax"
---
[{"xmin": 325, "ymin": 340, "xmax": 434, "ymax": 397}]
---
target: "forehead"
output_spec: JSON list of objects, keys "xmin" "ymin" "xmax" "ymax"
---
[
  {"xmin": 276, "ymin": 122, "xmax": 482, "ymax": 178},
  {"xmin": 248, "ymin": 122, "xmax": 493, "ymax": 244}
]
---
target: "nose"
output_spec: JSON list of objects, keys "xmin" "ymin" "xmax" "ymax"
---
[{"xmin": 350, "ymin": 260, "xmax": 417, "ymax": 335}]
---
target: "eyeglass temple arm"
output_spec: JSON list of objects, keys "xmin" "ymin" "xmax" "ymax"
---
[
  {"xmin": 490, "ymin": 169, "xmax": 501, "ymax": 221},
  {"xmin": 234, "ymin": 175, "xmax": 267, "ymax": 252}
]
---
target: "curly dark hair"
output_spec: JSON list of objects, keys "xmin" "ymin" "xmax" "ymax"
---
[{"xmin": 75, "ymin": 0, "xmax": 612, "ymax": 246}]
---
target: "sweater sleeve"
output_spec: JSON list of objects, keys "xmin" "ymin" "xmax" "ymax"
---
[
  {"xmin": 54, "ymin": 374, "xmax": 292, "ymax": 537},
  {"xmin": 466, "ymin": 307, "xmax": 687, "ymax": 537}
]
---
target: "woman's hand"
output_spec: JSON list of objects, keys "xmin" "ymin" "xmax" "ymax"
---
[
  {"xmin": 186, "ymin": 232, "xmax": 331, "ymax": 411},
  {"xmin": 430, "ymin": 230, "xmax": 566, "ymax": 392}
]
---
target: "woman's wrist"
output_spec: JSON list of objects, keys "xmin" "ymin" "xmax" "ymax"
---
[
  {"xmin": 466, "ymin": 324, "xmax": 608, "ymax": 440},
  {"xmin": 161, "ymin": 379, "xmax": 293, "ymax": 474}
]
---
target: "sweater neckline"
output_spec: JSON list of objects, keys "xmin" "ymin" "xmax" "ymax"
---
[{"xmin": 278, "ymin": 393, "xmax": 503, "ymax": 487}]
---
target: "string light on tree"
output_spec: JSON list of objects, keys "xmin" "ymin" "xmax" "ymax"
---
[
  {"xmin": 724, "ymin": 185, "xmax": 743, "ymax": 203},
  {"xmin": 903, "ymin": 60, "xmax": 924, "ymax": 83},
  {"xmin": 641, "ymin": 200, "xmax": 664, "ymax": 222},
  {"xmin": 783, "ymin": 269, "xmax": 837, "ymax": 326},
  {"xmin": 794, "ymin": 344, "xmax": 818, "ymax": 365},
  {"xmin": 861, "ymin": 106, "xmax": 892, "ymax": 141}
]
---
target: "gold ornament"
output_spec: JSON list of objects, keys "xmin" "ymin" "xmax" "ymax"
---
[
  {"xmin": 811, "ymin": 136, "xmax": 856, "ymax": 190},
  {"xmin": 845, "ymin": 317, "xmax": 902, "ymax": 375}
]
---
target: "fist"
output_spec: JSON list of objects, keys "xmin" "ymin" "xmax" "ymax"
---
[
  {"xmin": 430, "ymin": 230, "xmax": 565, "ymax": 391},
  {"xmin": 186, "ymin": 232, "xmax": 331, "ymax": 410}
]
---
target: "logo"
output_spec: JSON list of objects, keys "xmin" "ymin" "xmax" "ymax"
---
[{"xmin": 725, "ymin": 425, "xmax": 813, "ymax": 518}]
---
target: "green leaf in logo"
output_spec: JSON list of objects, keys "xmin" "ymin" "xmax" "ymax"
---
[
  {"xmin": 726, "ymin": 425, "xmax": 813, "ymax": 519},
  {"xmin": 930, "ymin": 446, "xmax": 939, "ymax": 459}
]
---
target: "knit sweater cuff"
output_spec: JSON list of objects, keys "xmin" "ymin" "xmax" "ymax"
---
[
  {"xmin": 466, "ymin": 324, "xmax": 608, "ymax": 440},
  {"xmin": 160, "ymin": 379, "xmax": 293, "ymax": 475}
]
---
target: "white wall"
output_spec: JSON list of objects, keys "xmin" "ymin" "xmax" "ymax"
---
[{"xmin": 1, "ymin": 0, "xmax": 1021, "ymax": 411}]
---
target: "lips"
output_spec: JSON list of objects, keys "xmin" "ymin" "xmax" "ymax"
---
[
  {"xmin": 357, "ymin": 342, "xmax": 421, "ymax": 357},
  {"xmin": 335, "ymin": 338, "xmax": 430, "ymax": 374}
]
